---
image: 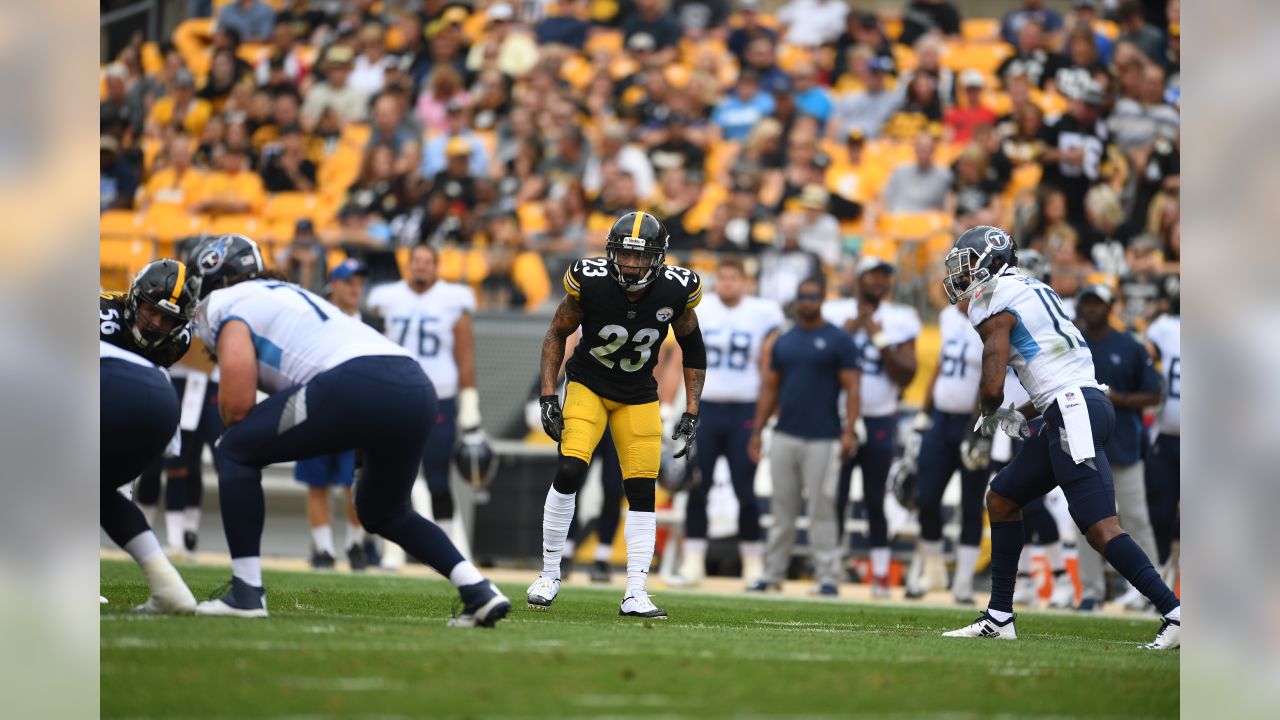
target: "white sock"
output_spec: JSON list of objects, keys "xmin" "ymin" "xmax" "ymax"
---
[
  {"xmin": 739, "ymin": 540, "xmax": 763, "ymax": 559},
  {"xmin": 124, "ymin": 530, "xmax": 164, "ymax": 565},
  {"xmin": 1165, "ymin": 605, "xmax": 1180, "ymax": 622},
  {"xmin": 448, "ymin": 560, "xmax": 484, "ymax": 588},
  {"xmin": 953, "ymin": 544, "xmax": 980, "ymax": 596},
  {"xmin": 139, "ymin": 503, "xmax": 158, "ymax": 528},
  {"xmin": 625, "ymin": 510, "xmax": 657, "ymax": 595},
  {"xmin": 165, "ymin": 511, "xmax": 185, "ymax": 550},
  {"xmin": 183, "ymin": 507, "xmax": 201, "ymax": 534},
  {"xmin": 987, "ymin": 608, "xmax": 1013, "ymax": 623},
  {"xmin": 346, "ymin": 522, "xmax": 365, "ymax": 549},
  {"xmin": 870, "ymin": 546, "xmax": 891, "ymax": 579},
  {"xmin": 1044, "ymin": 541, "xmax": 1065, "ymax": 572},
  {"xmin": 541, "ymin": 488, "xmax": 576, "ymax": 579},
  {"xmin": 310, "ymin": 525, "xmax": 335, "ymax": 555},
  {"xmin": 231, "ymin": 556, "xmax": 263, "ymax": 588},
  {"xmin": 683, "ymin": 537, "xmax": 708, "ymax": 556},
  {"xmin": 436, "ymin": 518, "xmax": 455, "ymax": 539},
  {"xmin": 920, "ymin": 539, "xmax": 943, "ymax": 557},
  {"xmin": 594, "ymin": 543, "xmax": 613, "ymax": 562}
]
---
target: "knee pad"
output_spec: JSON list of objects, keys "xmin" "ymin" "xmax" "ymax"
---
[
  {"xmin": 552, "ymin": 456, "xmax": 589, "ymax": 495},
  {"xmin": 623, "ymin": 477, "xmax": 656, "ymax": 513}
]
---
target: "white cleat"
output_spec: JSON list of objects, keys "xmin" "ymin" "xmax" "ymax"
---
[
  {"xmin": 619, "ymin": 590, "xmax": 667, "ymax": 619},
  {"xmin": 943, "ymin": 612, "xmax": 1018, "ymax": 640},
  {"xmin": 194, "ymin": 577, "xmax": 268, "ymax": 618},
  {"xmin": 100, "ymin": 596, "xmax": 108, "ymax": 605},
  {"xmin": 134, "ymin": 585, "xmax": 197, "ymax": 615},
  {"xmin": 1142, "ymin": 617, "xmax": 1180, "ymax": 650},
  {"xmin": 448, "ymin": 582, "xmax": 512, "ymax": 628},
  {"xmin": 526, "ymin": 576, "xmax": 560, "ymax": 610}
]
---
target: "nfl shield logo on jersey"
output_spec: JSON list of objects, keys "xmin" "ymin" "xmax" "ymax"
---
[
  {"xmin": 1065, "ymin": 391, "xmax": 1076, "ymax": 401},
  {"xmin": 655, "ymin": 307, "xmax": 673, "ymax": 322}
]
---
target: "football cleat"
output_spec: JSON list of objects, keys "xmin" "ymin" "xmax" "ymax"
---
[
  {"xmin": 347, "ymin": 543, "xmax": 369, "ymax": 572},
  {"xmin": 871, "ymin": 576, "xmax": 891, "ymax": 599},
  {"xmin": 310, "ymin": 549, "xmax": 336, "ymax": 571},
  {"xmin": 953, "ymin": 593, "xmax": 976, "ymax": 606},
  {"xmin": 134, "ymin": 581, "xmax": 197, "ymax": 615},
  {"xmin": 449, "ymin": 581, "xmax": 511, "ymax": 628},
  {"xmin": 1142, "ymin": 617, "xmax": 1180, "ymax": 650},
  {"xmin": 812, "ymin": 583, "xmax": 839, "ymax": 597},
  {"xmin": 195, "ymin": 577, "xmax": 268, "ymax": 618},
  {"xmin": 526, "ymin": 576, "xmax": 560, "ymax": 610},
  {"xmin": 1076, "ymin": 598, "xmax": 1104, "ymax": 613},
  {"xmin": 588, "ymin": 560, "xmax": 612, "ymax": 584},
  {"xmin": 99, "ymin": 595, "xmax": 108, "ymax": 605},
  {"xmin": 620, "ymin": 590, "xmax": 667, "ymax": 619},
  {"xmin": 745, "ymin": 579, "xmax": 782, "ymax": 593},
  {"xmin": 183, "ymin": 530, "xmax": 198, "ymax": 554},
  {"xmin": 943, "ymin": 612, "xmax": 1018, "ymax": 639}
]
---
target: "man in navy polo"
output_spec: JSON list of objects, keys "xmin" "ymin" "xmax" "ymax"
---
[
  {"xmin": 1074, "ymin": 284, "xmax": 1163, "ymax": 611},
  {"xmin": 746, "ymin": 277, "xmax": 861, "ymax": 595}
]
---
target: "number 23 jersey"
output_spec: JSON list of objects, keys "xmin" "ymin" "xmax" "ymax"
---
[
  {"xmin": 366, "ymin": 280, "xmax": 475, "ymax": 399},
  {"xmin": 563, "ymin": 258, "xmax": 702, "ymax": 404}
]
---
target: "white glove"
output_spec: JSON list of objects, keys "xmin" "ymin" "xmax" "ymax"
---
[{"xmin": 974, "ymin": 402, "xmax": 1030, "ymax": 439}]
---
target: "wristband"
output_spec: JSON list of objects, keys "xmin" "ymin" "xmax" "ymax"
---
[
  {"xmin": 871, "ymin": 331, "xmax": 890, "ymax": 349},
  {"xmin": 458, "ymin": 387, "xmax": 482, "ymax": 430}
]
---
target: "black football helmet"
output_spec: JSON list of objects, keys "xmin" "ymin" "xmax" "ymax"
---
[
  {"xmin": 126, "ymin": 259, "xmax": 199, "ymax": 349},
  {"xmin": 1017, "ymin": 248, "xmax": 1050, "ymax": 283},
  {"xmin": 943, "ymin": 225, "xmax": 1018, "ymax": 304},
  {"xmin": 453, "ymin": 430, "xmax": 498, "ymax": 490},
  {"xmin": 888, "ymin": 458, "xmax": 918, "ymax": 511},
  {"xmin": 188, "ymin": 234, "xmax": 266, "ymax": 299},
  {"xmin": 605, "ymin": 211, "xmax": 668, "ymax": 291}
]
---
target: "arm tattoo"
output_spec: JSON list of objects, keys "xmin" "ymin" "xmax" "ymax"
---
[
  {"xmin": 672, "ymin": 308, "xmax": 699, "ymax": 336},
  {"xmin": 975, "ymin": 314, "xmax": 1012, "ymax": 415},
  {"xmin": 540, "ymin": 295, "xmax": 583, "ymax": 394},
  {"xmin": 684, "ymin": 368, "xmax": 705, "ymax": 414}
]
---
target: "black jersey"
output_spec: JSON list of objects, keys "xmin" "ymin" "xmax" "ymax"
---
[
  {"xmin": 99, "ymin": 292, "xmax": 192, "ymax": 368},
  {"xmin": 562, "ymin": 258, "xmax": 703, "ymax": 404}
]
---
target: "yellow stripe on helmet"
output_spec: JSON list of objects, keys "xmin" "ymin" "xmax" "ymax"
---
[
  {"xmin": 630, "ymin": 211, "xmax": 645, "ymax": 239},
  {"xmin": 169, "ymin": 262, "xmax": 186, "ymax": 305}
]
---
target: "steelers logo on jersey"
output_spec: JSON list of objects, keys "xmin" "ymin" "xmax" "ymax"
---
[{"xmin": 655, "ymin": 307, "xmax": 673, "ymax": 322}]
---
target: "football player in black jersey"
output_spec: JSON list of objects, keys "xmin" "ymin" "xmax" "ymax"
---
[
  {"xmin": 100, "ymin": 259, "xmax": 200, "ymax": 613},
  {"xmin": 100, "ymin": 258, "xmax": 198, "ymax": 367},
  {"xmin": 528, "ymin": 211, "xmax": 707, "ymax": 619}
]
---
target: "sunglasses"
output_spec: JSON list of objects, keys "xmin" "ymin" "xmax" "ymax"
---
[{"xmin": 796, "ymin": 292, "xmax": 822, "ymax": 302}]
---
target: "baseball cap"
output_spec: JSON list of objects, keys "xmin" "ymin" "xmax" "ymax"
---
[
  {"xmin": 329, "ymin": 258, "xmax": 368, "ymax": 282},
  {"xmin": 847, "ymin": 127, "xmax": 866, "ymax": 144},
  {"xmin": 627, "ymin": 32, "xmax": 656, "ymax": 52},
  {"xmin": 1078, "ymin": 284, "xmax": 1114, "ymax": 304},
  {"xmin": 446, "ymin": 135, "xmax": 471, "ymax": 157},
  {"xmin": 868, "ymin": 56, "xmax": 895, "ymax": 74},
  {"xmin": 798, "ymin": 184, "xmax": 829, "ymax": 209},
  {"xmin": 856, "ymin": 255, "xmax": 895, "ymax": 276},
  {"xmin": 294, "ymin": 218, "xmax": 315, "ymax": 235},
  {"xmin": 487, "ymin": 2, "xmax": 515, "ymax": 22},
  {"xmin": 1072, "ymin": 0, "xmax": 1098, "ymax": 9},
  {"xmin": 100, "ymin": 134, "xmax": 120, "ymax": 154},
  {"xmin": 765, "ymin": 74, "xmax": 793, "ymax": 95},
  {"xmin": 442, "ymin": 6, "xmax": 470, "ymax": 24},
  {"xmin": 1078, "ymin": 79, "xmax": 1106, "ymax": 107},
  {"xmin": 325, "ymin": 46, "xmax": 355, "ymax": 66},
  {"xmin": 174, "ymin": 68, "xmax": 196, "ymax": 87},
  {"xmin": 960, "ymin": 69, "xmax": 985, "ymax": 88}
]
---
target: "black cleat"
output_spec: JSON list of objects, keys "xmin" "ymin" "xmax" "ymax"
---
[
  {"xmin": 183, "ymin": 530, "xmax": 198, "ymax": 554},
  {"xmin": 310, "ymin": 549, "xmax": 335, "ymax": 570},
  {"xmin": 589, "ymin": 560, "xmax": 611, "ymax": 583},
  {"xmin": 347, "ymin": 544, "xmax": 369, "ymax": 572}
]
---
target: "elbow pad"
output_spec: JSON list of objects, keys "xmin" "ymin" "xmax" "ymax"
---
[{"xmin": 676, "ymin": 329, "xmax": 707, "ymax": 370}]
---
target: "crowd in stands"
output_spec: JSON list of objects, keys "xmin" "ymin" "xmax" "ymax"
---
[{"xmin": 101, "ymin": 0, "xmax": 1180, "ymax": 329}]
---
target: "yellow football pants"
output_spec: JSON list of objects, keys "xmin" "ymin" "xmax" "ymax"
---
[{"xmin": 560, "ymin": 381, "xmax": 662, "ymax": 479}]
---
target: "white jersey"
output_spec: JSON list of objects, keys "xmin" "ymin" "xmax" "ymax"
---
[
  {"xmin": 823, "ymin": 299, "xmax": 922, "ymax": 417},
  {"xmin": 196, "ymin": 280, "xmax": 409, "ymax": 395},
  {"xmin": 932, "ymin": 305, "xmax": 983, "ymax": 414},
  {"xmin": 1146, "ymin": 314, "xmax": 1180, "ymax": 435},
  {"xmin": 967, "ymin": 268, "xmax": 1096, "ymax": 413},
  {"xmin": 698, "ymin": 293, "xmax": 784, "ymax": 403},
  {"xmin": 100, "ymin": 340, "xmax": 156, "ymax": 368},
  {"xmin": 366, "ymin": 280, "xmax": 475, "ymax": 398}
]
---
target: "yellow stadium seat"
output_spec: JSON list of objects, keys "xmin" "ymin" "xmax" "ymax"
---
[
  {"xmin": 326, "ymin": 248, "xmax": 349, "ymax": 275},
  {"xmin": 100, "ymin": 236, "xmax": 156, "ymax": 291},
  {"xmin": 100, "ymin": 210, "xmax": 144, "ymax": 239},
  {"xmin": 1006, "ymin": 164, "xmax": 1044, "ymax": 201},
  {"xmin": 883, "ymin": 16, "xmax": 903, "ymax": 42},
  {"xmin": 341, "ymin": 123, "xmax": 372, "ymax": 148},
  {"xmin": 942, "ymin": 42, "xmax": 1013, "ymax": 74},
  {"xmin": 1094, "ymin": 19, "xmax": 1119, "ymax": 41},
  {"xmin": 858, "ymin": 236, "xmax": 898, "ymax": 264},
  {"xmin": 141, "ymin": 42, "xmax": 164, "ymax": 75},
  {"xmin": 265, "ymin": 219, "xmax": 297, "ymax": 243},
  {"xmin": 172, "ymin": 18, "xmax": 214, "ymax": 76},
  {"xmin": 878, "ymin": 211, "xmax": 951, "ymax": 240},
  {"xmin": 319, "ymin": 147, "xmax": 362, "ymax": 195},
  {"xmin": 892, "ymin": 44, "xmax": 917, "ymax": 73},
  {"xmin": 776, "ymin": 45, "xmax": 814, "ymax": 73},
  {"xmin": 961, "ymin": 19, "xmax": 1000, "ymax": 43},
  {"xmin": 143, "ymin": 205, "xmax": 205, "ymax": 242},
  {"xmin": 585, "ymin": 30, "xmax": 624, "ymax": 56},
  {"xmin": 902, "ymin": 322, "xmax": 942, "ymax": 407},
  {"xmin": 395, "ymin": 246, "xmax": 411, "ymax": 278},
  {"xmin": 263, "ymin": 192, "xmax": 321, "ymax": 225},
  {"xmin": 517, "ymin": 201, "xmax": 549, "ymax": 235},
  {"xmin": 236, "ymin": 43, "xmax": 271, "ymax": 68},
  {"xmin": 205, "ymin": 214, "xmax": 263, "ymax": 238}
]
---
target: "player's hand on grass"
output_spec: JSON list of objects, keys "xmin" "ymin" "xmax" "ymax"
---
[
  {"xmin": 539, "ymin": 394, "xmax": 564, "ymax": 442},
  {"xmin": 672, "ymin": 412, "xmax": 698, "ymax": 458}
]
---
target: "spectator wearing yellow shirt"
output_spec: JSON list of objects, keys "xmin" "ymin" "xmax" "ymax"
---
[
  {"xmin": 136, "ymin": 135, "xmax": 205, "ymax": 210},
  {"xmin": 146, "ymin": 69, "xmax": 212, "ymax": 138},
  {"xmin": 190, "ymin": 144, "xmax": 266, "ymax": 215},
  {"xmin": 477, "ymin": 211, "xmax": 552, "ymax": 312}
]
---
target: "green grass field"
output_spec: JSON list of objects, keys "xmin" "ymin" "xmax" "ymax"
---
[{"xmin": 101, "ymin": 559, "xmax": 1177, "ymax": 719}]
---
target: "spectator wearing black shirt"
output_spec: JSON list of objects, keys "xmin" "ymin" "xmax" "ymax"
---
[
  {"xmin": 536, "ymin": 0, "xmax": 591, "ymax": 49},
  {"xmin": 101, "ymin": 135, "xmax": 141, "ymax": 211},
  {"xmin": 672, "ymin": 0, "xmax": 730, "ymax": 38},
  {"xmin": 1116, "ymin": 0, "xmax": 1166, "ymax": 65},
  {"xmin": 346, "ymin": 143, "xmax": 412, "ymax": 223},
  {"xmin": 259, "ymin": 124, "xmax": 317, "ymax": 193},
  {"xmin": 623, "ymin": 0, "xmax": 683, "ymax": 63},
  {"xmin": 1000, "ymin": 0, "xmax": 1063, "ymax": 48},
  {"xmin": 947, "ymin": 145, "xmax": 1004, "ymax": 229},
  {"xmin": 1038, "ymin": 80, "xmax": 1113, "ymax": 226},
  {"xmin": 1054, "ymin": 23, "xmax": 1108, "ymax": 100},
  {"xmin": 727, "ymin": 0, "xmax": 778, "ymax": 64},
  {"xmin": 997, "ymin": 19, "xmax": 1067, "ymax": 91},
  {"xmin": 833, "ymin": 12, "xmax": 893, "ymax": 79},
  {"xmin": 708, "ymin": 177, "xmax": 778, "ymax": 254},
  {"xmin": 899, "ymin": 0, "xmax": 962, "ymax": 47},
  {"xmin": 648, "ymin": 115, "xmax": 707, "ymax": 176}
]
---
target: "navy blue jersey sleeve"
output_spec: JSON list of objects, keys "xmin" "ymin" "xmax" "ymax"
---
[
  {"xmin": 836, "ymin": 330, "xmax": 859, "ymax": 371},
  {"xmin": 1136, "ymin": 344, "xmax": 1162, "ymax": 395}
]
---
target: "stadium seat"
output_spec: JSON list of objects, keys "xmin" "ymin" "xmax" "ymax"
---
[
  {"xmin": 205, "ymin": 214, "xmax": 263, "ymax": 238},
  {"xmin": 236, "ymin": 43, "xmax": 271, "ymax": 68},
  {"xmin": 961, "ymin": 19, "xmax": 1000, "ymax": 42},
  {"xmin": 585, "ymin": 30, "xmax": 624, "ymax": 56},
  {"xmin": 877, "ymin": 211, "xmax": 951, "ymax": 240},
  {"xmin": 340, "ymin": 123, "xmax": 372, "ymax": 148},
  {"xmin": 141, "ymin": 42, "xmax": 164, "ymax": 75},
  {"xmin": 892, "ymin": 44, "xmax": 917, "ymax": 73},
  {"xmin": 517, "ymin": 201, "xmax": 549, "ymax": 235},
  {"xmin": 142, "ymin": 205, "xmax": 205, "ymax": 243},
  {"xmin": 99, "ymin": 210, "xmax": 144, "ymax": 240},
  {"xmin": 326, "ymin": 248, "xmax": 349, "ymax": 275},
  {"xmin": 319, "ymin": 147, "xmax": 362, "ymax": 196},
  {"xmin": 263, "ymin": 192, "xmax": 321, "ymax": 226},
  {"xmin": 882, "ymin": 16, "xmax": 903, "ymax": 42},
  {"xmin": 100, "ymin": 236, "xmax": 155, "ymax": 291},
  {"xmin": 941, "ymin": 42, "xmax": 1013, "ymax": 74}
]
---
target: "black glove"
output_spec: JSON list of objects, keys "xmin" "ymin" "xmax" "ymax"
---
[
  {"xmin": 539, "ymin": 394, "xmax": 564, "ymax": 442},
  {"xmin": 671, "ymin": 412, "xmax": 698, "ymax": 458}
]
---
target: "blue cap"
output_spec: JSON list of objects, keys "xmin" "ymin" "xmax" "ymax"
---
[
  {"xmin": 329, "ymin": 258, "xmax": 367, "ymax": 281},
  {"xmin": 868, "ymin": 56, "xmax": 895, "ymax": 74}
]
